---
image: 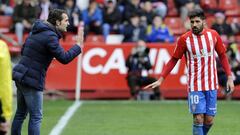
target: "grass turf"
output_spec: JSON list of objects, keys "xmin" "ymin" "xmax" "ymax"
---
[{"xmin": 17, "ymin": 100, "xmax": 240, "ymax": 135}]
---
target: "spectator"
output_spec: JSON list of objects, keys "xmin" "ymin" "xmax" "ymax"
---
[
  {"xmin": 123, "ymin": 13, "xmax": 146, "ymax": 42},
  {"xmin": 76, "ymin": 0, "xmax": 89, "ymax": 11},
  {"xmin": 231, "ymin": 23, "xmax": 240, "ymax": 35},
  {"xmin": 174, "ymin": 0, "xmax": 201, "ymax": 22},
  {"xmin": 102, "ymin": 0, "xmax": 122, "ymax": 40},
  {"xmin": 141, "ymin": 0, "xmax": 168, "ymax": 18},
  {"xmin": 126, "ymin": 40, "xmax": 161, "ymax": 100},
  {"xmin": 38, "ymin": 0, "xmax": 53, "ymax": 21},
  {"xmin": 82, "ymin": 0, "xmax": 103, "ymax": 35},
  {"xmin": 50, "ymin": 0, "xmax": 64, "ymax": 8},
  {"xmin": 12, "ymin": 0, "xmax": 39, "ymax": 45},
  {"xmin": 0, "ymin": 40, "xmax": 13, "ymax": 135},
  {"xmin": 0, "ymin": 0, "xmax": 14, "ymax": 15},
  {"xmin": 211, "ymin": 12, "xmax": 233, "ymax": 43},
  {"xmin": 141, "ymin": 1, "xmax": 156, "ymax": 26},
  {"xmin": 61, "ymin": 0, "xmax": 82, "ymax": 33},
  {"xmin": 123, "ymin": 0, "xmax": 143, "ymax": 22},
  {"xmin": 146, "ymin": 15, "xmax": 174, "ymax": 43}
]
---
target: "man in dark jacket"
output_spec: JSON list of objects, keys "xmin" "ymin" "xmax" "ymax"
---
[
  {"xmin": 123, "ymin": 13, "xmax": 146, "ymax": 42},
  {"xmin": 126, "ymin": 40, "xmax": 161, "ymax": 100},
  {"xmin": 12, "ymin": 0, "xmax": 39, "ymax": 45},
  {"xmin": 11, "ymin": 9, "xmax": 84, "ymax": 135}
]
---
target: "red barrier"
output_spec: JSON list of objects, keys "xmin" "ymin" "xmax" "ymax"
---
[{"xmin": 45, "ymin": 43, "xmax": 240, "ymax": 99}]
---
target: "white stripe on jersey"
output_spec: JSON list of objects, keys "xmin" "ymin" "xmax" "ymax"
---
[
  {"xmin": 207, "ymin": 32, "xmax": 215, "ymax": 90},
  {"xmin": 186, "ymin": 37, "xmax": 194, "ymax": 91},
  {"xmin": 200, "ymin": 34, "xmax": 209, "ymax": 90},
  {"xmin": 192, "ymin": 34, "xmax": 202, "ymax": 91},
  {"xmin": 214, "ymin": 53, "xmax": 219, "ymax": 89},
  {"xmin": 185, "ymin": 47, "xmax": 190, "ymax": 90}
]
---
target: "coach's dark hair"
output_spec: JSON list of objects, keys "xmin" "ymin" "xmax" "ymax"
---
[
  {"xmin": 47, "ymin": 9, "xmax": 67, "ymax": 26},
  {"xmin": 188, "ymin": 9, "xmax": 206, "ymax": 20}
]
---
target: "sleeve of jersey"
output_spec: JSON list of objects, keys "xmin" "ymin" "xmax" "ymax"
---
[
  {"xmin": 219, "ymin": 53, "xmax": 232, "ymax": 76},
  {"xmin": 172, "ymin": 36, "xmax": 187, "ymax": 59},
  {"xmin": 215, "ymin": 32, "xmax": 226, "ymax": 55},
  {"xmin": 160, "ymin": 57, "xmax": 179, "ymax": 78}
]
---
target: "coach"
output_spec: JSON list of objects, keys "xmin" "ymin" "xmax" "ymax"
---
[{"xmin": 11, "ymin": 9, "xmax": 84, "ymax": 135}]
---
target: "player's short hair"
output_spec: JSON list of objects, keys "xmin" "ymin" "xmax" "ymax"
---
[
  {"xmin": 47, "ymin": 9, "xmax": 67, "ymax": 26},
  {"xmin": 188, "ymin": 9, "xmax": 206, "ymax": 20}
]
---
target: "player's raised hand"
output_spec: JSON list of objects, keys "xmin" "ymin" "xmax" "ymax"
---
[
  {"xmin": 76, "ymin": 22, "xmax": 84, "ymax": 46},
  {"xmin": 144, "ymin": 77, "xmax": 164, "ymax": 89},
  {"xmin": 226, "ymin": 76, "xmax": 234, "ymax": 94}
]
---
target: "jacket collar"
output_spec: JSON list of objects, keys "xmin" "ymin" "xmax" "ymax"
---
[{"xmin": 44, "ymin": 21, "xmax": 62, "ymax": 39}]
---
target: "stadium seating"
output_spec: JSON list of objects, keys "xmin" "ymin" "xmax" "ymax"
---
[
  {"xmin": 218, "ymin": 0, "xmax": 240, "ymax": 16},
  {"xmin": 218, "ymin": 0, "xmax": 239, "ymax": 10},
  {"xmin": 226, "ymin": 17, "xmax": 240, "ymax": 24},
  {"xmin": 2, "ymin": 33, "xmax": 21, "ymax": 55},
  {"xmin": 0, "ymin": 16, "xmax": 13, "ymax": 33},
  {"xmin": 205, "ymin": 16, "xmax": 215, "ymax": 28},
  {"xmin": 225, "ymin": 9, "xmax": 240, "ymax": 17},
  {"xmin": 167, "ymin": 0, "xmax": 178, "ymax": 16},
  {"xmin": 236, "ymin": 35, "xmax": 240, "ymax": 43},
  {"xmin": 86, "ymin": 35, "xmax": 105, "ymax": 43},
  {"xmin": 200, "ymin": 0, "xmax": 218, "ymax": 9},
  {"xmin": 164, "ymin": 17, "xmax": 186, "ymax": 35}
]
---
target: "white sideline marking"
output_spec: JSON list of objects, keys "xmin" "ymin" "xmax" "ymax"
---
[{"xmin": 49, "ymin": 101, "xmax": 82, "ymax": 135}]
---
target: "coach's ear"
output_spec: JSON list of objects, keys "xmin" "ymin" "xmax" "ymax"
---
[{"xmin": 56, "ymin": 20, "xmax": 60, "ymax": 26}]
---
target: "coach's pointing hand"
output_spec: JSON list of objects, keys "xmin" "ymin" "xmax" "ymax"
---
[{"xmin": 144, "ymin": 77, "xmax": 164, "ymax": 89}]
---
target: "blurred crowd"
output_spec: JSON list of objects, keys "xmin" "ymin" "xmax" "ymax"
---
[{"xmin": 0, "ymin": 0, "xmax": 240, "ymax": 45}]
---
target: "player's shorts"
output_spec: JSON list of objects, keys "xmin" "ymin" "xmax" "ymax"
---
[{"xmin": 188, "ymin": 90, "xmax": 217, "ymax": 116}]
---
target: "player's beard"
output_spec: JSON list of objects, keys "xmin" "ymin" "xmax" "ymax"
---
[{"xmin": 192, "ymin": 24, "xmax": 204, "ymax": 35}]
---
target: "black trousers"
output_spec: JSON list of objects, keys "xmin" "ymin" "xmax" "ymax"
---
[{"xmin": 127, "ymin": 75, "xmax": 161, "ymax": 99}]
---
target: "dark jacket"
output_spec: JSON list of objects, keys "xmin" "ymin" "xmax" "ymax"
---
[
  {"xmin": 126, "ymin": 52, "xmax": 152, "ymax": 77},
  {"xmin": 13, "ymin": 2, "xmax": 39, "ymax": 25},
  {"xmin": 12, "ymin": 20, "xmax": 81, "ymax": 91},
  {"xmin": 103, "ymin": 6, "xmax": 122, "ymax": 25},
  {"xmin": 123, "ymin": 24, "xmax": 146, "ymax": 42},
  {"xmin": 211, "ymin": 22, "xmax": 233, "ymax": 36}
]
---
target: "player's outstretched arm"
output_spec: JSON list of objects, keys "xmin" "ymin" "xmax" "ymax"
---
[
  {"xmin": 144, "ymin": 57, "xmax": 179, "ymax": 89},
  {"xmin": 144, "ymin": 77, "xmax": 164, "ymax": 89}
]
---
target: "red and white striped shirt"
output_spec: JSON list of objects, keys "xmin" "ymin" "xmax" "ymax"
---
[{"xmin": 173, "ymin": 28, "xmax": 227, "ymax": 92}]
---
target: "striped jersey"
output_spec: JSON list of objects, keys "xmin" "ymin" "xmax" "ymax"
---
[{"xmin": 173, "ymin": 28, "xmax": 226, "ymax": 92}]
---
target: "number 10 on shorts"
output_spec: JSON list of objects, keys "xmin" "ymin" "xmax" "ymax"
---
[{"xmin": 190, "ymin": 95, "xmax": 199, "ymax": 104}]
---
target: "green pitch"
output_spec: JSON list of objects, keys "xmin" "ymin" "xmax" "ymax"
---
[{"xmin": 19, "ymin": 100, "xmax": 240, "ymax": 135}]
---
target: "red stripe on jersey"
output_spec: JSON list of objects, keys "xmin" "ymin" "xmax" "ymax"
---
[
  {"xmin": 204, "ymin": 32, "xmax": 213, "ymax": 90},
  {"xmin": 186, "ymin": 51, "xmax": 191, "ymax": 91},
  {"xmin": 197, "ymin": 35, "xmax": 206, "ymax": 90}
]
